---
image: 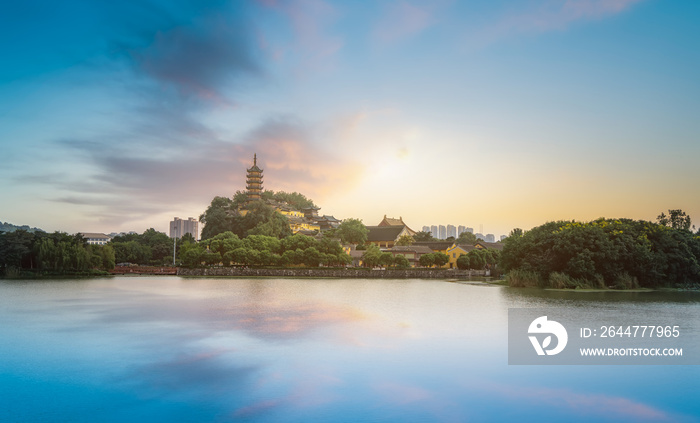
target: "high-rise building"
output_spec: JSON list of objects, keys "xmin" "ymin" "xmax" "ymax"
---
[
  {"xmin": 422, "ymin": 226, "xmax": 430, "ymax": 233},
  {"xmin": 430, "ymin": 225, "xmax": 438, "ymax": 239},
  {"xmin": 438, "ymin": 225, "xmax": 446, "ymax": 240},
  {"xmin": 500, "ymin": 235, "xmax": 507, "ymax": 241},
  {"xmin": 246, "ymin": 153, "xmax": 263, "ymax": 203},
  {"xmin": 447, "ymin": 224, "xmax": 456, "ymax": 239},
  {"xmin": 458, "ymin": 225, "xmax": 466, "ymax": 236},
  {"xmin": 485, "ymin": 234, "xmax": 495, "ymax": 243},
  {"xmin": 170, "ymin": 217, "xmax": 198, "ymax": 240},
  {"xmin": 466, "ymin": 227, "xmax": 474, "ymax": 234}
]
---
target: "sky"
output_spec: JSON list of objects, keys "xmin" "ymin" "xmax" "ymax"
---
[{"xmin": 1, "ymin": 0, "xmax": 699, "ymax": 238}]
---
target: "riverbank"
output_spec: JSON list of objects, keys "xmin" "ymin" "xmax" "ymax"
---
[{"xmin": 177, "ymin": 267, "xmax": 487, "ymax": 279}]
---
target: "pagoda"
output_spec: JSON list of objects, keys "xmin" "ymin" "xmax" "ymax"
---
[{"xmin": 246, "ymin": 153, "xmax": 263, "ymax": 203}]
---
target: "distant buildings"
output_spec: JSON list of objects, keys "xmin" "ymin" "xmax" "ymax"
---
[
  {"xmin": 169, "ymin": 217, "xmax": 199, "ymax": 240},
  {"xmin": 422, "ymin": 222, "xmax": 505, "ymax": 241},
  {"xmin": 80, "ymin": 233, "xmax": 110, "ymax": 245},
  {"xmin": 422, "ymin": 225, "xmax": 430, "ymax": 233},
  {"xmin": 500, "ymin": 235, "xmax": 507, "ymax": 241}
]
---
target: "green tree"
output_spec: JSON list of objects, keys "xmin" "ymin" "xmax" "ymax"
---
[
  {"xmin": 379, "ymin": 252, "xmax": 394, "ymax": 267},
  {"xmin": 468, "ymin": 250, "xmax": 486, "ymax": 270},
  {"xmin": 393, "ymin": 254, "xmax": 410, "ymax": 269},
  {"xmin": 455, "ymin": 231, "xmax": 477, "ymax": 245},
  {"xmin": 419, "ymin": 253, "xmax": 435, "ymax": 268},
  {"xmin": 182, "ymin": 246, "xmax": 204, "ymax": 268},
  {"xmin": 657, "ymin": 209, "xmax": 692, "ymax": 231},
  {"xmin": 200, "ymin": 196, "xmax": 238, "ymax": 240},
  {"xmin": 337, "ymin": 218, "xmax": 369, "ymax": 245},
  {"xmin": 432, "ymin": 252, "xmax": 449, "ymax": 267},
  {"xmin": 456, "ymin": 254, "xmax": 470, "ymax": 270},
  {"xmin": 413, "ymin": 231, "xmax": 434, "ymax": 242},
  {"xmin": 243, "ymin": 201, "xmax": 293, "ymax": 239},
  {"xmin": 302, "ymin": 247, "xmax": 321, "ymax": 267},
  {"xmin": 361, "ymin": 244, "xmax": 382, "ymax": 267},
  {"xmin": 261, "ymin": 190, "xmax": 316, "ymax": 210}
]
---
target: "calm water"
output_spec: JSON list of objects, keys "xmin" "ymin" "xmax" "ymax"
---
[{"xmin": 1, "ymin": 277, "xmax": 698, "ymax": 422}]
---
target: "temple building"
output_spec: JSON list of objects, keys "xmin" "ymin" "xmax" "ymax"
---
[
  {"xmin": 377, "ymin": 215, "xmax": 416, "ymax": 235},
  {"xmin": 246, "ymin": 153, "xmax": 263, "ymax": 203},
  {"xmin": 238, "ymin": 153, "xmax": 340, "ymax": 234}
]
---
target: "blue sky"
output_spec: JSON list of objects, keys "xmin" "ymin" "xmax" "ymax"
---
[{"xmin": 1, "ymin": 0, "xmax": 698, "ymax": 237}]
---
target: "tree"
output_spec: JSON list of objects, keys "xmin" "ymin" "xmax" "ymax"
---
[
  {"xmin": 432, "ymin": 252, "xmax": 449, "ymax": 267},
  {"xmin": 393, "ymin": 254, "xmax": 410, "ymax": 269},
  {"xmin": 181, "ymin": 233, "xmax": 196, "ymax": 244},
  {"xmin": 336, "ymin": 218, "xmax": 369, "ymax": 245},
  {"xmin": 456, "ymin": 254, "xmax": 470, "ymax": 270},
  {"xmin": 658, "ymin": 209, "xmax": 692, "ymax": 231},
  {"xmin": 361, "ymin": 244, "xmax": 382, "ymax": 267},
  {"xmin": 395, "ymin": 234, "xmax": 415, "ymax": 246},
  {"xmin": 379, "ymin": 252, "xmax": 394, "ymax": 267},
  {"xmin": 282, "ymin": 233, "xmax": 316, "ymax": 252},
  {"xmin": 413, "ymin": 231, "xmax": 434, "ymax": 242},
  {"xmin": 242, "ymin": 201, "xmax": 293, "ymax": 239},
  {"xmin": 182, "ymin": 246, "xmax": 204, "ymax": 268},
  {"xmin": 261, "ymin": 190, "xmax": 316, "ymax": 210},
  {"xmin": 302, "ymin": 247, "xmax": 321, "ymax": 267},
  {"xmin": 200, "ymin": 196, "xmax": 238, "ymax": 240},
  {"xmin": 419, "ymin": 253, "xmax": 435, "ymax": 268},
  {"xmin": 455, "ymin": 231, "xmax": 477, "ymax": 245},
  {"xmin": 468, "ymin": 250, "xmax": 486, "ymax": 270}
]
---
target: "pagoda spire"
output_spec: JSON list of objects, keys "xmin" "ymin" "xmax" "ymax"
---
[{"xmin": 246, "ymin": 153, "xmax": 264, "ymax": 203}]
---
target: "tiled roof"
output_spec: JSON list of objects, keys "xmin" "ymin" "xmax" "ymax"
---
[
  {"xmin": 366, "ymin": 226, "xmax": 405, "ymax": 242},
  {"xmin": 390, "ymin": 245, "xmax": 434, "ymax": 254},
  {"xmin": 79, "ymin": 232, "xmax": 110, "ymax": 239},
  {"xmin": 413, "ymin": 241, "xmax": 453, "ymax": 251},
  {"xmin": 476, "ymin": 241, "xmax": 504, "ymax": 250}
]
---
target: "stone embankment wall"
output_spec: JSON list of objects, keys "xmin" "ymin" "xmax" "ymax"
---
[{"xmin": 177, "ymin": 267, "xmax": 487, "ymax": 279}]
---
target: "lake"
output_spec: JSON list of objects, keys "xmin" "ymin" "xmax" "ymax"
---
[{"xmin": 1, "ymin": 277, "xmax": 698, "ymax": 422}]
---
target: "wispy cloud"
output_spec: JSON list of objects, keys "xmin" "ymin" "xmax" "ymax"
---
[
  {"xmin": 258, "ymin": 0, "xmax": 343, "ymax": 71},
  {"xmin": 468, "ymin": 0, "xmax": 644, "ymax": 47},
  {"xmin": 33, "ymin": 116, "xmax": 363, "ymax": 228},
  {"xmin": 373, "ymin": 1, "xmax": 437, "ymax": 45}
]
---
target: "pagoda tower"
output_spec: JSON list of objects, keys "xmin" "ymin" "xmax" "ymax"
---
[{"xmin": 246, "ymin": 153, "xmax": 263, "ymax": 203}]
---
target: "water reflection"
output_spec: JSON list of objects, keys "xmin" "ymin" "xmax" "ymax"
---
[{"xmin": 0, "ymin": 277, "xmax": 698, "ymax": 422}]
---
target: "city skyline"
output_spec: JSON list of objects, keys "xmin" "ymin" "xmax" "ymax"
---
[{"xmin": 1, "ymin": 1, "xmax": 699, "ymax": 237}]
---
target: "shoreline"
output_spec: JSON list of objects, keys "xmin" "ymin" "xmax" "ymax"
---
[{"xmin": 176, "ymin": 267, "xmax": 487, "ymax": 279}]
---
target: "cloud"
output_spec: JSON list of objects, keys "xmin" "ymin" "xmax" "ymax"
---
[
  {"xmin": 127, "ymin": 350, "xmax": 257, "ymax": 395},
  {"xmin": 128, "ymin": 11, "xmax": 261, "ymax": 103},
  {"xmin": 31, "ymin": 115, "xmax": 364, "ymax": 229},
  {"xmin": 373, "ymin": 2, "xmax": 437, "ymax": 45},
  {"xmin": 468, "ymin": 0, "xmax": 644, "ymax": 47},
  {"xmin": 258, "ymin": 0, "xmax": 342, "ymax": 71}
]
